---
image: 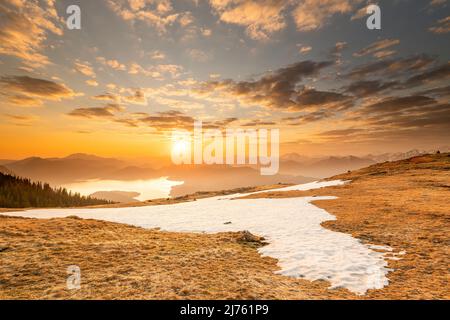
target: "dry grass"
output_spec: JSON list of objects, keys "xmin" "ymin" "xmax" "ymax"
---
[{"xmin": 1, "ymin": 154, "xmax": 448, "ymax": 299}]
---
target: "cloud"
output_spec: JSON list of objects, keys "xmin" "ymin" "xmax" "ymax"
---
[
  {"xmin": 353, "ymin": 39, "xmax": 400, "ymax": 58},
  {"xmin": 178, "ymin": 11, "xmax": 194, "ymax": 27},
  {"xmin": 343, "ymin": 80, "xmax": 399, "ymax": 97},
  {"xmin": 68, "ymin": 104, "xmax": 124, "ymax": 119},
  {"xmin": 74, "ymin": 60, "xmax": 97, "ymax": 78},
  {"xmin": 149, "ymin": 50, "xmax": 166, "ymax": 60},
  {"xmin": 123, "ymin": 89, "xmax": 148, "ymax": 105},
  {"xmin": 330, "ymin": 41, "xmax": 348, "ymax": 57},
  {"xmin": 326, "ymin": 93, "xmax": 450, "ymax": 143},
  {"xmin": 201, "ymin": 28, "xmax": 212, "ymax": 36},
  {"xmin": 361, "ymin": 96, "xmax": 436, "ymax": 114},
  {"xmin": 197, "ymin": 60, "xmax": 334, "ymax": 111},
  {"xmin": 329, "ymin": 41, "xmax": 348, "ymax": 64},
  {"xmin": 351, "ymin": 3, "xmax": 382, "ymax": 21},
  {"xmin": 128, "ymin": 62, "xmax": 183, "ymax": 79},
  {"xmin": 293, "ymin": 0, "xmax": 362, "ymax": 31},
  {"xmin": 0, "ymin": 76, "xmax": 77, "ymax": 102},
  {"xmin": 241, "ymin": 119, "xmax": 276, "ymax": 127},
  {"xmin": 92, "ymin": 93, "xmax": 121, "ymax": 102},
  {"xmin": 86, "ymin": 79, "xmax": 99, "ymax": 87},
  {"xmin": 0, "ymin": 0, "xmax": 63, "ymax": 68},
  {"xmin": 138, "ymin": 110, "xmax": 195, "ymax": 130},
  {"xmin": 429, "ymin": 16, "xmax": 450, "ymax": 34},
  {"xmin": 345, "ymin": 55, "xmax": 436, "ymax": 79},
  {"xmin": 356, "ymin": 97, "xmax": 450, "ymax": 132},
  {"xmin": 317, "ymin": 128, "xmax": 364, "ymax": 137},
  {"xmin": 418, "ymin": 85, "xmax": 450, "ymax": 98},
  {"xmin": 298, "ymin": 45, "xmax": 312, "ymax": 54},
  {"xmin": 108, "ymin": 0, "xmax": 185, "ymax": 34},
  {"xmin": 294, "ymin": 88, "xmax": 352, "ymax": 110},
  {"xmin": 404, "ymin": 62, "xmax": 450, "ymax": 87},
  {"xmin": 187, "ymin": 48, "xmax": 211, "ymax": 62},
  {"xmin": 209, "ymin": 1, "xmax": 363, "ymax": 39},
  {"xmin": 2, "ymin": 113, "xmax": 38, "ymax": 126},
  {"xmin": 97, "ymin": 57, "xmax": 127, "ymax": 71},
  {"xmin": 92, "ymin": 88, "xmax": 148, "ymax": 106},
  {"xmin": 209, "ymin": 0, "xmax": 288, "ymax": 40},
  {"xmin": 282, "ymin": 110, "xmax": 330, "ymax": 124},
  {"xmin": 3, "ymin": 94, "xmax": 43, "ymax": 107},
  {"xmin": 430, "ymin": 0, "xmax": 447, "ymax": 6}
]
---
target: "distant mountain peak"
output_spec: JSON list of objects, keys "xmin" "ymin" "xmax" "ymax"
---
[{"xmin": 64, "ymin": 153, "xmax": 106, "ymax": 160}]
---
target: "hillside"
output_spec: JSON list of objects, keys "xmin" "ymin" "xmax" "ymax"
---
[
  {"xmin": 0, "ymin": 173, "xmax": 112, "ymax": 208},
  {"xmin": 0, "ymin": 165, "xmax": 14, "ymax": 175},
  {"xmin": 279, "ymin": 156, "xmax": 375, "ymax": 178},
  {"xmin": 241, "ymin": 153, "xmax": 450, "ymax": 299}
]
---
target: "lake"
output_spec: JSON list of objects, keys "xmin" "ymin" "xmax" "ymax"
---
[{"xmin": 62, "ymin": 177, "xmax": 184, "ymax": 201}]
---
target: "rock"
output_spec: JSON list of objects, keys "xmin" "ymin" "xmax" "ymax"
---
[{"xmin": 237, "ymin": 230, "xmax": 266, "ymax": 244}]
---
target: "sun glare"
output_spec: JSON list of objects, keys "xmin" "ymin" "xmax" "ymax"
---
[{"xmin": 172, "ymin": 139, "xmax": 190, "ymax": 156}]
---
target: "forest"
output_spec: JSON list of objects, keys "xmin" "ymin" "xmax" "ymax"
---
[{"xmin": 0, "ymin": 172, "xmax": 112, "ymax": 208}]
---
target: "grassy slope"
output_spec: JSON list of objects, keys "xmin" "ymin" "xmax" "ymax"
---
[{"xmin": 241, "ymin": 153, "xmax": 450, "ymax": 299}]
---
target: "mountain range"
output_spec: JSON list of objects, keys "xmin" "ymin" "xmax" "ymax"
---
[{"xmin": 2, "ymin": 148, "xmax": 446, "ymax": 201}]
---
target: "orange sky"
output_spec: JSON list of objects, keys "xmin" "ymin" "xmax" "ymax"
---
[{"xmin": 1, "ymin": 0, "xmax": 449, "ymax": 160}]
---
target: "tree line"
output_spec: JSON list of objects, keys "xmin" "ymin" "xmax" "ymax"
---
[{"xmin": 0, "ymin": 173, "xmax": 112, "ymax": 208}]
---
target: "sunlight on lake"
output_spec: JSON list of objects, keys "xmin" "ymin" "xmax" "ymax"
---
[{"xmin": 62, "ymin": 177, "xmax": 184, "ymax": 201}]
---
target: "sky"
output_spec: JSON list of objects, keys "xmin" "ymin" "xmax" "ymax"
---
[{"xmin": 0, "ymin": 0, "xmax": 449, "ymax": 160}]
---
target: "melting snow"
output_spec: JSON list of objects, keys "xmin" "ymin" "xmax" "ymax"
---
[{"xmin": 2, "ymin": 180, "xmax": 392, "ymax": 295}]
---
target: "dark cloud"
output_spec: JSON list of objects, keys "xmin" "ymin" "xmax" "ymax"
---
[
  {"xmin": 242, "ymin": 120, "xmax": 276, "ymax": 127},
  {"xmin": 139, "ymin": 111, "xmax": 195, "ymax": 130},
  {"xmin": 345, "ymin": 55, "xmax": 436, "ymax": 79},
  {"xmin": 92, "ymin": 90, "xmax": 147, "ymax": 105},
  {"xmin": 429, "ymin": 16, "xmax": 450, "ymax": 34},
  {"xmin": 404, "ymin": 62, "xmax": 450, "ymax": 87},
  {"xmin": 329, "ymin": 41, "xmax": 348, "ymax": 60},
  {"xmin": 344, "ymin": 94, "xmax": 449, "ymax": 138},
  {"xmin": 294, "ymin": 88, "xmax": 352, "ymax": 110},
  {"xmin": 197, "ymin": 60, "xmax": 334, "ymax": 111},
  {"xmin": 68, "ymin": 104, "xmax": 123, "ymax": 119},
  {"xmin": 0, "ymin": 76, "xmax": 76, "ymax": 100},
  {"xmin": 343, "ymin": 80, "xmax": 399, "ymax": 97},
  {"xmin": 363, "ymin": 102, "xmax": 450, "ymax": 129},
  {"xmin": 317, "ymin": 128, "xmax": 364, "ymax": 137},
  {"xmin": 417, "ymin": 85, "xmax": 450, "ymax": 98},
  {"xmin": 362, "ymin": 96, "xmax": 436, "ymax": 114},
  {"xmin": 92, "ymin": 93, "xmax": 120, "ymax": 102},
  {"xmin": 124, "ymin": 89, "xmax": 147, "ymax": 105},
  {"xmin": 353, "ymin": 39, "xmax": 400, "ymax": 58},
  {"xmin": 4, "ymin": 94, "xmax": 43, "ymax": 106},
  {"xmin": 282, "ymin": 110, "xmax": 330, "ymax": 125}
]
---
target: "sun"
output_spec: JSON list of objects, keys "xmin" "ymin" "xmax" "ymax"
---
[{"xmin": 172, "ymin": 139, "xmax": 190, "ymax": 156}]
